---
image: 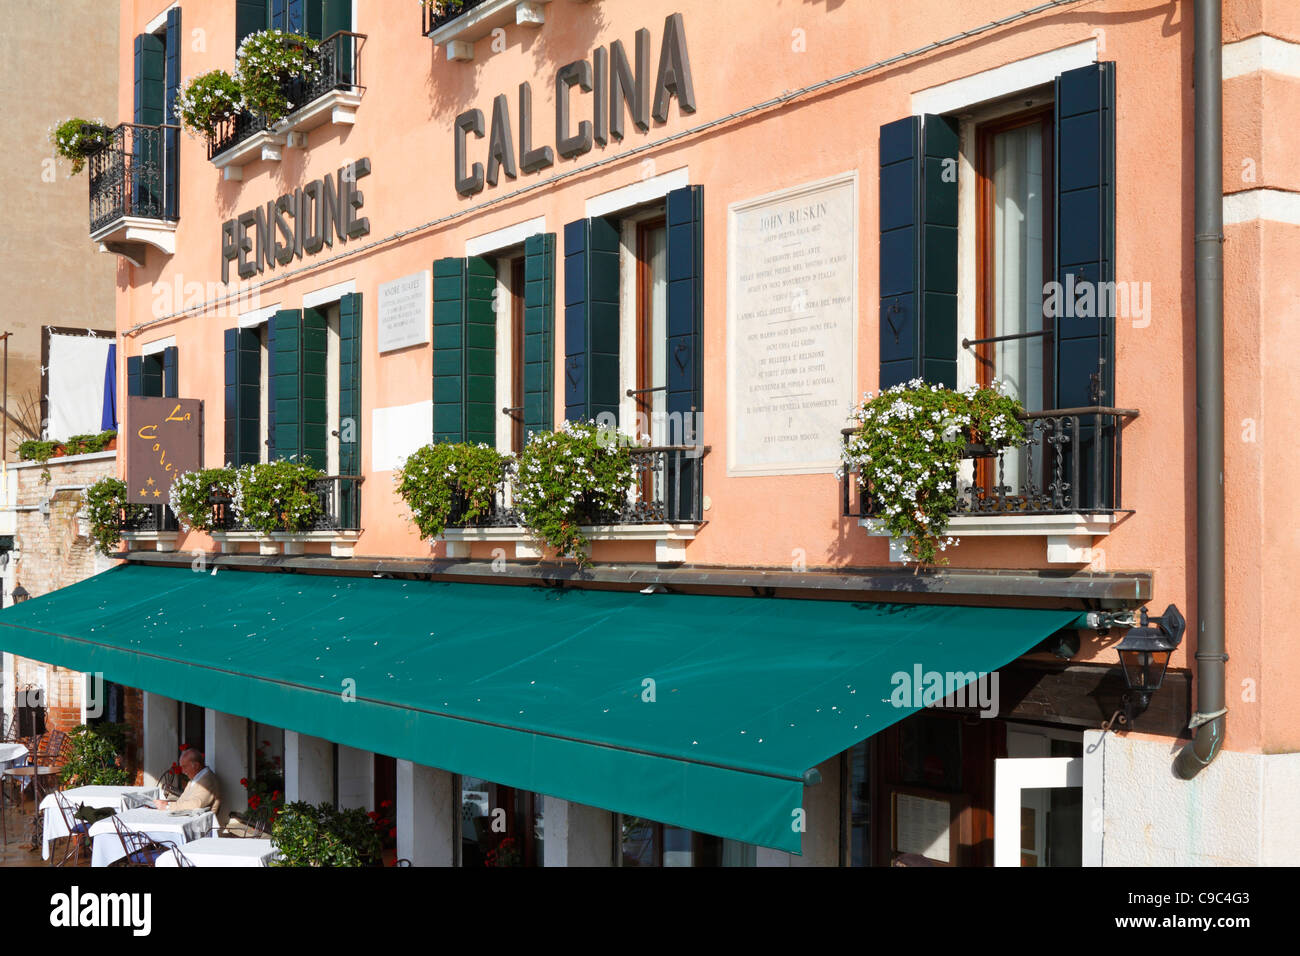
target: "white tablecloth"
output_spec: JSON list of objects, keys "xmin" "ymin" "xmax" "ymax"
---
[
  {"xmin": 0, "ymin": 742, "xmax": 28, "ymax": 766},
  {"xmin": 155, "ymin": 837, "xmax": 280, "ymax": 868},
  {"xmin": 39, "ymin": 786, "xmax": 160, "ymax": 860},
  {"xmin": 87, "ymin": 807, "xmax": 215, "ymax": 867}
]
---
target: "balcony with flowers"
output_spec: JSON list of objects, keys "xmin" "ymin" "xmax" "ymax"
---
[
  {"xmin": 422, "ymin": 0, "xmax": 580, "ymax": 62},
  {"xmin": 178, "ymin": 29, "xmax": 366, "ymax": 181},
  {"xmin": 838, "ymin": 380, "xmax": 1139, "ymax": 565},
  {"xmin": 397, "ymin": 422, "xmax": 707, "ymax": 566}
]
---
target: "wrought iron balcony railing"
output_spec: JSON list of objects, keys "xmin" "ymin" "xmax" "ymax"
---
[
  {"xmin": 445, "ymin": 446, "xmax": 709, "ymax": 530},
  {"xmin": 87, "ymin": 122, "xmax": 178, "ymax": 234},
  {"xmin": 118, "ymin": 504, "xmax": 181, "ymax": 534},
  {"xmin": 840, "ymin": 407, "xmax": 1140, "ymax": 520},
  {"xmin": 209, "ymin": 30, "xmax": 365, "ymax": 160},
  {"xmin": 208, "ymin": 475, "xmax": 364, "ymax": 533},
  {"xmin": 422, "ymin": 0, "xmax": 492, "ymax": 35}
]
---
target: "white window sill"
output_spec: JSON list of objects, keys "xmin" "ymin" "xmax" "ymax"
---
[
  {"xmin": 121, "ymin": 531, "xmax": 180, "ymax": 553},
  {"xmin": 860, "ymin": 514, "xmax": 1115, "ymax": 565},
  {"xmin": 209, "ymin": 530, "xmax": 361, "ymax": 558},
  {"xmin": 211, "ymin": 89, "xmax": 363, "ymax": 181},
  {"xmin": 427, "ymin": 0, "xmax": 551, "ymax": 61},
  {"xmin": 438, "ymin": 523, "xmax": 698, "ymax": 564}
]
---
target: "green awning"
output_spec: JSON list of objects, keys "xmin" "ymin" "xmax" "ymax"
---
[{"xmin": 0, "ymin": 564, "xmax": 1076, "ymax": 853}]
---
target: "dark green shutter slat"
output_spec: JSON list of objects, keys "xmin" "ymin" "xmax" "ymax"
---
[
  {"xmin": 162, "ymin": 346, "xmax": 178, "ymax": 398},
  {"xmin": 271, "ymin": 310, "xmax": 303, "ymax": 462},
  {"xmin": 127, "ymin": 356, "xmax": 144, "ymax": 397},
  {"xmin": 163, "ymin": 9, "xmax": 181, "ymax": 220},
  {"xmin": 304, "ymin": 0, "xmax": 324, "ymax": 39},
  {"xmin": 236, "ymin": 0, "xmax": 270, "ymax": 44},
  {"xmin": 300, "ymin": 308, "xmax": 329, "ymax": 469},
  {"xmin": 665, "ymin": 186, "xmax": 704, "ymax": 521},
  {"xmin": 433, "ymin": 258, "xmax": 467, "ymax": 444},
  {"xmin": 465, "ymin": 257, "xmax": 497, "ymax": 447},
  {"xmin": 1055, "ymin": 62, "xmax": 1117, "ymax": 509},
  {"xmin": 523, "ymin": 233, "xmax": 555, "ymax": 439},
  {"xmin": 878, "ymin": 114, "xmax": 958, "ymax": 390},
  {"xmin": 338, "ymin": 293, "xmax": 362, "ymax": 477},
  {"xmin": 224, "ymin": 327, "xmax": 261, "ymax": 467},
  {"xmin": 133, "ymin": 33, "xmax": 164, "ymax": 216},
  {"xmin": 563, "ymin": 217, "xmax": 620, "ymax": 423}
]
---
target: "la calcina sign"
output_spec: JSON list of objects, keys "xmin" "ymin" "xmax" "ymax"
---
[
  {"xmin": 220, "ymin": 159, "xmax": 372, "ymax": 283},
  {"xmin": 454, "ymin": 13, "xmax": 695, "ymax": 197}
]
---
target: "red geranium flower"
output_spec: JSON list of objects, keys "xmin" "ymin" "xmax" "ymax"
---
[{"xmin": 388, "ymin": 827, "xmax": 396, "ymax": 839}]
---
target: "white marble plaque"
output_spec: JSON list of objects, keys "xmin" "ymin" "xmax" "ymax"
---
[
  {"xmin": 727, "ymin": 173, "xmax": 858, "ymax": 476},
  {"xmin": 377, "ymin": 270, "xmax": 431, "ymax": 353}
]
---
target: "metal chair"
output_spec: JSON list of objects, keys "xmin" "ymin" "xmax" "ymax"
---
[
  {"xmin": 217, "ymin": 812, "xmax": 271, "ymax": 839},
  {"xmin": 49, "ymin": 790, "xmax": 92, "ymax": 867},
  {"xmin": 157, "ymin": 767, "xmax": 185, "ymax": 800},
  {"xmin": 110, "ymin": 815, "xmax": 184, "ymax": 867}
]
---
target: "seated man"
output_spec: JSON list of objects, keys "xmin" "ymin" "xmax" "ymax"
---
[{"xmin": 154, "ymin": 749, "xmax": 222, "ymax": 821}]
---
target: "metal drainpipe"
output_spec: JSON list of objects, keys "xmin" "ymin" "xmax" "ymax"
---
[{"xmin": 1176, "ymin": 0, "xmax": 1227, "ymax": 778}]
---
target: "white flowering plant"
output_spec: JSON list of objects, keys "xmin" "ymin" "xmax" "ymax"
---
[
  {"xmin": 168, "ymin": 467, "xmax": 236, "ymax": 532},
  {"xmin": 512, "ymin": 421, "xmax": 635, "ymax": 565},
  {"xmin": 174, "ymin": 70, "xmax": 242, "ymax": 140},
  {"xmin": 235, "ymin": 30, "xmax": 320, "ymax": 123},
  {"xmin": 422, "ymin": 0, "xmax": 468, "ymax": 22},
  {"xmin": 49, "ymin": 118, "xmax": 111, "ymax": 175},
  {"xmin": 841, "ymin": 379, "xmax": 1026, "ymax": 566},
  {"xmin": 231, "ymin": 460, "xmax": 325, "ymax": 535},
  {"xmin": 395, "ymin": 442, "xmax": 509, "ymax": 539}
]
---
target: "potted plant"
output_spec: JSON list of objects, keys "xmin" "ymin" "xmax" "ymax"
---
[
  {"xmin": 231, "ymin": 459, "xmax": 326, "ymax": 535},
  {"xmin": 270, "ymin": 801, "xmax": 382, "ymax": 867},
  {"xmin": 238, "ymin": 739, "xmax": 285, "ymax": 828},
  {"xmin": 234, "ymin": 29, "xmax": 321, "ymax": 125},
  {"xmin": 423, "ymin": 1, "xmax": 470, "ymax": 30},
  {"xmin": 60, "ymin": 724, "xmax": 131, "ymax": 788},
  {"xmin": 49, "ymin": 117, "xmax": 112, "ymax": 175},
  {"xmin": 512, "ymin": 420, "xmax": 636, "ymax": 565},
  {"xmin": 174, "ymin": 69, "xmax": 243, "ymax": 140},
  {"xmin": 841, "ymin": 379, "xmax": 1026, "ymax": 566},
  {"xmin": 395, "ymin": 442, "xmax": 509, "ymax": 539},
  {"xmin": 83, "ymin": 476, "xmax": 146, "ymax": 557},
  {"xmin": 169, "ymin": 467, "xmax": 236, "ymax": 532}
]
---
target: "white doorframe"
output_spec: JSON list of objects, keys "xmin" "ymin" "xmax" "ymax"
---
[{"xmin": 993, "ymin": 756, "xmax": 1082, "ymax": 867}]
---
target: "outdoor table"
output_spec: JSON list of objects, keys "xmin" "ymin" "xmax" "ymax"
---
[
  {"xmin": 154, "ymin": 837, "xmax": 281, "ymax": 868},
  {"xmin": 0, "ymin": 742, "xmax": 31, "ymax": 845},
  {"xmin": 39, "ymin": 785, "xmax": 160, "ymax": 860},
  {"xmin": 86, "ymin": 807, "xmax": 215, "ymax": 867}
]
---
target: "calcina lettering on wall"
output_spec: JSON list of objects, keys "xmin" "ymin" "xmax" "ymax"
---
[
  {"xmin": 220, "ymin": 158, "xmax": 372, "ymax": 283},
  {"xmin": 454, "ymin": 13, "xmax": 695, "ymax": 197}
]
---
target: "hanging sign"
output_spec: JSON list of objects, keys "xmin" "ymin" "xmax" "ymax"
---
[{"xmin": 126, "ymin": 398, "xmax": 203, "ymax": 504}]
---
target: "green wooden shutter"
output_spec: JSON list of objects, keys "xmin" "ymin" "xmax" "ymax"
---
[
  {"xmin": 563, "ymin": 217, "xmax": 621, "ymax": 423},
  {"xmin": 433, "ymin": 258, "xmax": 467, "ymax": 444},
  {"xmin": 133, "ymin": 32, "xmax": 164, "ymax": 217},
  {"xmin": 127, "ymin": 356, "xmax": 143, "ymax": 397},
  {"xmin": 1055, "ymin": 62, "xmax": 1117, "ymax": 510},
  {"xmin": 163, "ymin": 9, "xmax": 181, "ymax": 220},
  {"xmin": 338, "ymin": 293, "xmax": 362, "ymax": 476},
  {"xmin": 224, "ymin": 328, "xmax": 261, "ymax": 467},
  {"xmin": 271, "ymin": 309, "xmax": 328, "ymax": 467},
  {"xmin": 162, "ymin": 346, "xmax": 178, "ymax": 398},
  {"xmin": 236, "ymin": 0, "xmax": 270, "ymax": 44},
  {"xmin": 523, "ymin": 233, "xmax": 556, "ymax": 439},
  {"xmin": 665, "ymin": 186, "xmax": 704, "ymax": 520},
  {"xmin": 878, "ymin": 114, "xmax": 958, "ymax": 389},
  {"xmin": 464, "ymin": 258, "xmax": 497, "ymax": 446}
]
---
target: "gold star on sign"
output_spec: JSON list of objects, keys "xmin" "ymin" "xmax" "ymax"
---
[
  {"xmin": 146, "ymin": 477, "xmax": 155, "ymax": 486},
  {"xmin": 138, "ymin": 488, "xmax": 148, "ymax": 497},
  {"xmin": 152, "ymin": 489, "xmax": 161, "ymax": 498}
]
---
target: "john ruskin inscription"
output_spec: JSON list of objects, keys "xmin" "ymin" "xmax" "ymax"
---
[{"xmin": 221, "ymin": 159, "xmax": 372, "ymax": 283}]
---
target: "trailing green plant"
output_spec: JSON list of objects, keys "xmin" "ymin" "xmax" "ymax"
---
[
  {"xmin": 83, "ymin": 476, "xmax": 145, "ymax": 557},
  {"xmin": 270, "ymin": 801, "xmax": 382, "ymax": 867},
  {"xmin": 231, "ymin": 460, "xmax": 325, "ymax": 535},
  {"xmin": 423, "ymin": 0, "xmax": 468, "ymax": 22},
  {"xmin": 174, "ymin": 69, "xmax": 243, "ymax": 139},
  {"xmin": 234, "ymin": 30, "xmax": 320, "ymax": 124},
  {"xmin": 49, "ymin": 117, "xmax": 111, "ymax": 175},
  {"xmin": 841, "ymin": 379, "xmax": 1026, "ymax": 566},
  {"xmin": 60, "ymin": 724, "xmax": 131, "ymax": 787},
  {"xmin": 62, "ymin": 430, "xmax": 117, "ymax": 456},
  {"xmin": 168, "ymin": 467, "xmax": 236, "ymax": 532},
  {"xmin": 17, "ymin": 439, "xmax": 58, "ymax": 463},
  {"xmin": 395, "ymin": 442, "xmax": 509, "ymax": 539},
  {"xmin": 512, "ymin": 420, "xmax": 636, "ymax": 565}
]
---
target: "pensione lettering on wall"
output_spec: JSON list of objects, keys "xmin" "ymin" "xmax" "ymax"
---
[
  {"xmin": 454, "ymin": 13, "xmax": 696, "ymax": 197},
  {"xmin": 220, "ymin": 159, "xmax": 372, "ymax": 283}
]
